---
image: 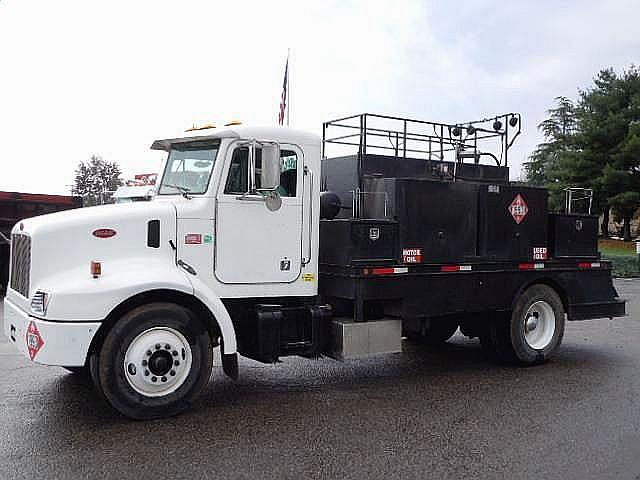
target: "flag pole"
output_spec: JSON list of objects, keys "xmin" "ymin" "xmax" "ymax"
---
[{"xmin": 287, "ymin": 48, "xmax": 290, "ymax": 127}]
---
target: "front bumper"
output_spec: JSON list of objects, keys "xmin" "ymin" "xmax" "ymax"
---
[{"xmin": 3, "ymin": 297, "xmax": 101, "ymax": 366}]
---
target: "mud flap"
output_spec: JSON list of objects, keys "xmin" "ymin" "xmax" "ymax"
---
[{"xmin": 222, "ymin": 352, "xmax": 238, "ymax": 380}]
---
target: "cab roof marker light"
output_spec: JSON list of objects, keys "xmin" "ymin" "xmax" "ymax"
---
[
  {"xmin": 185, "ymin": 123, "xmax": 216, "ymax": 132},
  {"xmin": 224, "ymin": 120, "xmax": 243, "ymax": 126}
]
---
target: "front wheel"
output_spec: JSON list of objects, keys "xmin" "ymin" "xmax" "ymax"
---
[
  {"xmin": 97, "ymin": 303, "xmax": 213, "ymax": 420},
  {"xmin": 492, "ymin": 284, "xmax": 565, "ymax": 365}
]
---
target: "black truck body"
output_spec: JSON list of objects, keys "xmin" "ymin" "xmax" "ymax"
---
[
  {"xmin": 234, "ymin": 113, "xmax": 625, "ymax": 365},
  {"xmin": 316, "ymin": 114, "xmax": 624, "ymax": 333}
]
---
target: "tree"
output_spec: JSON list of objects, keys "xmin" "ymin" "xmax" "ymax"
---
[
  {"xmin": 523, "ymin": 96, "xmax": 578, "ymax": 210},
  {"xmin": 527, "ymin": 67, "xmax": 640, "ymax": 240},
  {"xmin": 577, "ymin": 67, "xmax": 640, "ymax": 239},
  {"xmin": 73, "ymin": 155, "xmax": 123, "ymax": 206}
]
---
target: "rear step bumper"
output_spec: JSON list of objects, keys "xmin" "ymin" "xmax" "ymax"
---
[{"xmin": 568, "ymin": 299, "xmax": 626, "ymax": 321}]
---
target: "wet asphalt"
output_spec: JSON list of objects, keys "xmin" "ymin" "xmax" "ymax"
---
[{"xmin": 0, "ymin": 279, "xmax": 639, "ymax": 480}]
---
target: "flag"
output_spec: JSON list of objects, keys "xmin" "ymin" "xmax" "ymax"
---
[{"xmin": 278, "ymin": 54, "xmax": 289, "ymax": 126}]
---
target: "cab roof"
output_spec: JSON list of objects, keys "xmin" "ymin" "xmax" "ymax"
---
[{"xmin": 151, "ymin": 125, "xmax": 320, "ymax": 152}]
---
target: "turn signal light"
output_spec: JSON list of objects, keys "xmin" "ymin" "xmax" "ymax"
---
[{"xmin": 91, "ymin": 261, "xmax": 102, "ymax": 278}]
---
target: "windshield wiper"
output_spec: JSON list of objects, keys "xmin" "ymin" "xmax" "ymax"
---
[{"xmin": 164, "ymin": 184, "xmax": 192, "ymax": 199}]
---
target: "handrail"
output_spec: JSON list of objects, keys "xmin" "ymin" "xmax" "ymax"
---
[{"xmin": 322, "ymin": 112, "xmax": 521, "ymax": 168}]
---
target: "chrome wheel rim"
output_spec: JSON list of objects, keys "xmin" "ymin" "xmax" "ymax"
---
[
  {"xmin": 523, "ymin": 300, "xmax": 556, "ymax": 350},
  {"xmin": 123, "ymin": 327, "xmax": 192, "ymax": 397}
]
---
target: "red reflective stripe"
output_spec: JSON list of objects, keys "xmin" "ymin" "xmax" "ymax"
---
[
  {"xmin": 372, "ymin": 268, "xmax": 396, "ymax": 275},
  {"xmin": 441, "ymin": 265, "xmax": 459, "ymax": 272},
  {"xmin": 370, "ymin": 267, "xmax": 408, "ymax": 275},
  {"xmin": 579, "ymin": 262, "xmax": 600, "ymax": 269},
  {"xmin": 519, "ymin": 263, "xmax": 535, "ymax": 270}
]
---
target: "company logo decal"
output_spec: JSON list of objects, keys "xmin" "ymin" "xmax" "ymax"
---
[
  {"xmin": 402, "ymin": 248, "xmax": 423, "ymax": 264},
  {"xmin": 369, "ymin": 228, "xmax": 380, "ymax": 241},
  {"xmin": 26, "ymin": 321, "xmax": 45, "ymax": 361},
  {"xmin": 185, "ymin": 234, "xmax": 202, "ymax": 245},
  {"xmin": 93, "ymin": 228, "xmax": 117, "ymax": 238},
  {"xmin": 509, "ymin": 194, "xmax": 529, "ymax": 224}
]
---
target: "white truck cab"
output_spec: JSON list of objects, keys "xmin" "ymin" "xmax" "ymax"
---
[{"xmin": 4, "ymin": 125, "xmax": 322, "ymax": 419}]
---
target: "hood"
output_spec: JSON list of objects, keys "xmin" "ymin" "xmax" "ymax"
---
[{"xmin": 8, "ymin": 201, "xmax": 178, "ymax": 311}]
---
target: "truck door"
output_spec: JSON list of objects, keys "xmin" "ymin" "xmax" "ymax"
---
[{"xmin": 215, "ymin": 141, "xmax": 304, "ymax": 284}]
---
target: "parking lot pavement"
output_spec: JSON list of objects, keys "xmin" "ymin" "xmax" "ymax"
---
[{"xmin": 0, "ymin": 279, "xmax": 639, "ymax": 480}]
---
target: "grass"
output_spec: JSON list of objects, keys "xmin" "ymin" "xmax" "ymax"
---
[{"xmin": 599, "ymin": 239, "xmax": 639, "ymax": 277}]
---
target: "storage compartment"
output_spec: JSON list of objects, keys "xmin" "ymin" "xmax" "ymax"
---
[
  {"xmin": 390, "ymin": 179, "xmax": 479, "ymax": 263},
  {"xmin": 548, "ymin": 213, "xmax": 598, "ymax": 258},
  {"xmin": 319, "ymin": 219, "xmax": 398, "ymax": 266},
  {"xmin": 478, "ymin": 184, "xmax": 548, "ymax": 261}
]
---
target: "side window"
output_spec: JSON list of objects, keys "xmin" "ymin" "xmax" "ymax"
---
[
  {"xmin": 279, "ymin": 149, "xmax": 297, "ymax": 197},
  {"xmin": 223, "ymin": 144, "xmax": 298, "ymax": 197},
  {"xmin": 224, "ymin": 147, "xmax": 262, "ymax": 194}
]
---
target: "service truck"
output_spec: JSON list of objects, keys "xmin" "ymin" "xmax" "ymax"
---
[{"xmin": 3, "ymin": 113, "xmax": 625, "ymax": 419}]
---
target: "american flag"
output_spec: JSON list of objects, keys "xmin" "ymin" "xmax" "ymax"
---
[{"xmin": 278, "ymin": 54, "xmax": 289, "ymax": 126}]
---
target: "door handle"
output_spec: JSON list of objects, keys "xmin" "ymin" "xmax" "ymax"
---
[{"xmin": 236, "ymin": 195, "xmax": 264, "ymax": 202}]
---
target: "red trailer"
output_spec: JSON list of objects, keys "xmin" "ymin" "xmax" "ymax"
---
[{"xmin": 0, "ymin": 191, "xmax": 82, "ymax": 292}]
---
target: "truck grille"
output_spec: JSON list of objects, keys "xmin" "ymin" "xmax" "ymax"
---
[{"xmin": 10, "ymin": 234, "xmax": 31, "ymax": 298}]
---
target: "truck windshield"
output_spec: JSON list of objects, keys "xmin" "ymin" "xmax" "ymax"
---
[{"xmin": 158, "ymin": 145, "xmax": 219, "ymax": 195}]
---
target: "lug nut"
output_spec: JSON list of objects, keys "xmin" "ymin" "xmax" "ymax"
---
[
  {"xmin": 165, "ymin": 344, "xmax": 171, "ymax": 350},
  {"xmin": 142, "ymin": 360, "xmax": 148, "ymax": 366},
  {"xmin": 155, "ymin": 344, "xmax": 161, "ymax": 350},
  {"xmin": 170, "ymin": 370, "xmax": 176, "ymax": 376},
  {"xmin": 146, "ymin": 350, "xmax": 152, "ymax": 356},
  {"xmin": 144, "ymin": 370, "xmax": 150, "ymax": 376},
  {"xmin": 174, "ymin": 360, "xmax": 180, "ymax": 367},
  {"xmin": 151, "ymin": 376, "xmax": 157, "ymax": 382},
  {"xmin": 161, "ymin": 376, "xmax": 167, "ymax": 382},
  {"xmin": 172, "ymin": 350, "xmax": 178, "ymax": 357}
]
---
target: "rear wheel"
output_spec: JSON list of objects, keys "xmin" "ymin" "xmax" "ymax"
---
[
  {"xmin": 492, "ymin": 284, "xmax": 565, "ymax": 365},
  {"xmin": 97, "ymin": 303, "xmax": 213, "ymax": 420}
]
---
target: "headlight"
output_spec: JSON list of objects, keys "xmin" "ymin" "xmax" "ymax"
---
[{"xmin": 31, "ymin": 291, "xmax": 50, "ymax": 316}]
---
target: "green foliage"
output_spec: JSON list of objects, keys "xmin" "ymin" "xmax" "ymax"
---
[
  {"xmin": 73, "ymin": 155, "xmax": 123, "ymax": 207},
  {"xmin": 526, "ymin": 66, "xmax": 640, "ymax": 240}
]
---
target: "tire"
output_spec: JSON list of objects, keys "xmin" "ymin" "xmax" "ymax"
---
[
  {"xmin": 407, "ymin": 320, "xmax": 459, "ymax": 346},
  {"xmin": 97, "ymin": 303, "xmax": 213, "ymax": 420},
  {"xmin": 491, "ymin": 284, "xmax": 565, "ymax": 365}
]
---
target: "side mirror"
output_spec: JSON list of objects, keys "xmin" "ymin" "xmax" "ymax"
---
[{"xmin": 260, "ymin": 143, "xmax": 281, "ymax": 190}]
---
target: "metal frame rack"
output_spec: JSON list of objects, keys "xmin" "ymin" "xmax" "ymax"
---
[{"xmin": 322, "ymin": 112, "xmax": 522, "ymax": 167}]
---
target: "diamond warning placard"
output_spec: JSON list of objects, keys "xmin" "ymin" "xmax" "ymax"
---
[
  {"xmin": 509, "ymin": 194, "xmax": 529, "ymax": 224},
  {"xmin": 26, "ymin": 321, "xmax": 45, "ymax": 361}
]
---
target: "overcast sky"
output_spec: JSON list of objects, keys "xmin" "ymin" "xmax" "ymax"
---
[{"xmin": 0, "ymin": 0, "xmax": 638, "ymax": 195}]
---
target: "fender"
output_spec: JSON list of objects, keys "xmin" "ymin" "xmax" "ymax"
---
[{"xmin": 186, "ymin": 275, "xmax": 237, "ymax": 354}]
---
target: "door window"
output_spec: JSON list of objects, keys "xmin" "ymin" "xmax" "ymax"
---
[{"xmin": 224, "ymin": 146, "xmax": 298, "ymax": 197}]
